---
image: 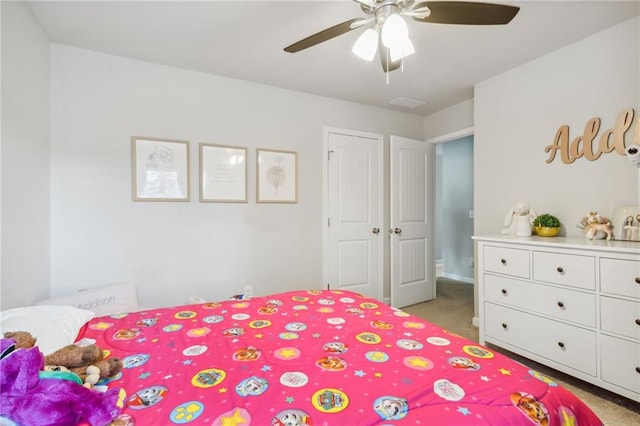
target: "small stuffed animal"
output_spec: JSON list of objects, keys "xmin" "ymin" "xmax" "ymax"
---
[
  {"xmin": 501, "ymin": 201, "xmax": 538, "ymax": 236},
  {"xmin": 579, "ymin": 211, "xmax": 611, "ymax": 228},
  {"xmin": 0, "ymin": 337, "xmax": 126, "ymax": 426},
  {"xmin": 45, "ymin": 343, "xmax": 104, "ymax": 368},
  {"xmin": 579, "ymin": 211, "xmax": 614, "ymax": 240},
  {"xmin": 45, "ymin": 343, "xmax": 123, "ymax": 385},
  {"xmin": 45, "ymin": 364, "xmax": 100, "ymax": 388},
  {"xmin": 3, "ymin": 331, "xmax": 36, "ymax": 349},
  {"xmin": 585, "ymin": 221, "xmax": 613, "ymax": 240},
  {"xmin": 71, "ymin": 358, "xmax": 124, "ymax": 386}
]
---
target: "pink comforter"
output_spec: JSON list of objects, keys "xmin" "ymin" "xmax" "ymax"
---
[{"xmin": 79, "ymin": 290, "xmax": 602, "ymax": 425}]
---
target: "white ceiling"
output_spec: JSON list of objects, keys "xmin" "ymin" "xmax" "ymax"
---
[{"xmin": 25, "ymin": 1, "xmax": 640, "ymax": 116}]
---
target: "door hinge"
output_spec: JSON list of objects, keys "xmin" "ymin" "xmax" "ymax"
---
[
  {"xmin": 328, "ymin": 217, "xmax": 331, "ymax": 227},
  {"xmin": 327, "ymin": 283, "xmax": 331, "ymax": 290}
]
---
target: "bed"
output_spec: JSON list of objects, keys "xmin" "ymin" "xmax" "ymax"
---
[{"xmin": 4, "ymin": 289, "xmax": 602, "ymax": 425}]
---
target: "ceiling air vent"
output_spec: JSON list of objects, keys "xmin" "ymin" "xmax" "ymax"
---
[{"xmin": 389, "ymin": 97, "xmax": 426, "ymax": 109}]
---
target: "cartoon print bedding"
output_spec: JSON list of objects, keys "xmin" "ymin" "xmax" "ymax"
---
[{"xmin": 79, "ymin": 290, "xmax": 602, "ymax": 425}]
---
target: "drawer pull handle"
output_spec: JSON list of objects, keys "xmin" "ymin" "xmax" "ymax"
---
[
  {"xmin": 636, "ymin": 277, "xmax": 640, "ymax": 284},
  {"xmin": 556, "ymin": 266, "xmax": 564, "ymax": 273},
  {"xmin": 636, "ymin": 367, "xmax": 640, "ymax": 374},
  {"xmin": 501, "ymin": 259, "xmax": 507, "ymax": 265},
  {"xmin": 502, "ymin": 323, "xmax": 508, "ymax": 329},
  {"xmin": 557, "ymin": 301, "xmax": 565, "ymax": 308},
  {"xmin": 501, "ymin": 289, "xmax": 508, "ymax": 295},
  {"xmin": 636, "ymin": 319, "xmax": 640, "ymax": 326},
  {"xmin": 557, "ymin": 342, "xmax": 565, "ymax": 349}
]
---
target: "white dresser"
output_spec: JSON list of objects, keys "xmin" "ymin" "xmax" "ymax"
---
[{"xmin": 475, "ymin": 235, "xmax": 640, "ymax": 402}]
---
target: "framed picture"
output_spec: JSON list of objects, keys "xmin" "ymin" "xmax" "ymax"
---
[
  {"xmin": 131, "ymin": 136, "xmax": 190, "ymax": 201},
  {"xmin": 199, "ymin": 143, "xmax": 248, "ymax": 202},
  {"xmin": 256, "ymin": 148, "xmax": 297, "ymax": 203},
  {"xmin": 611, "ymin": 206, "xmax": 640, "ymax": 241}
]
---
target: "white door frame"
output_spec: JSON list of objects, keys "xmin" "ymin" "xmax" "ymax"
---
[
  {"xmin": 426, "ymin": 127, "xmax": 474, "ymax": 145},
  {"xmin": 427, "ymin": 125, "xmax": 474, "ymax": 274},
  {"xmin": 322, "ymin": 126, "xmax": 384, "ymax": 301},
  {"xmin": 427, "ymin": 126, "xmax": 475, "ymax": 319}
]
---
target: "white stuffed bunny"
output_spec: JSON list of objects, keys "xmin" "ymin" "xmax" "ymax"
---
[{"xmin": 501, "ymin": 201, "xmax": 538, "ymax": 236}]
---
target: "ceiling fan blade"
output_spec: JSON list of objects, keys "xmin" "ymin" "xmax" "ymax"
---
[
  {"xmin": 412, "ymin": 1, "xmax": 520, "ymax": 25},
  {"xmin": 350, "ymin": 16, "xmax": 375, "ymax": 29},
  {"xmin": 284, "ymin": 18, "xmax": 362, "ymax": 53}
]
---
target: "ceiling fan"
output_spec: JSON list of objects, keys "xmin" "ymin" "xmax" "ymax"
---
[{"xmin": 284, "ymin": 0, "xmax": 520, "ymax": 73}]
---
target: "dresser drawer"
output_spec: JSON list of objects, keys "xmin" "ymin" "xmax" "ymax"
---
[
  {"xmin": 600, "ymin": 257, "xmax": 640, "ymax": 299},
  {"xmin": 600, "ymin": 335, "xmax": 640, "ymax": 394},
  {"xmin": 601, "ymin": 296, "xmax": 640, "ymax": 340},
  {"xmin": 532, "ymin": 251, "xmax": 595, "ymax": 290},
  {"xmin": 483, "ymin": 246, "xmax": 530, "ymax": 278},
  {"xmin": 484, "ymin": 275, "xmax": 596, "ymax": 327},
  {"xmin": 484, "ymin": 302, "xmax": 596, "ymax": 376}
]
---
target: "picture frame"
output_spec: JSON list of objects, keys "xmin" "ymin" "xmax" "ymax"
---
[
  {"xmin": 611, "ymin": 206, "xmax": 640, "ymax": 241},
  {"xmin": 131, "ymin": 136, "xmax": 190, "ymax": 201},
  {"xmin": 199, "ymin": 143, "xmax": 248, "ymax": 203},
  {"xmin": 256, "ymin": 148, "xmax": 297, "ymax": 203}
]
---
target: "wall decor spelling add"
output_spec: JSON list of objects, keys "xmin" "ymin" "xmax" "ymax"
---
[{"xmin": 545, "ymin": 108, "xmax": 636, "ymax": 164}]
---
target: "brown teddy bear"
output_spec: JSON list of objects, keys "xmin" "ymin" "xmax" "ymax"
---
[
  {"xmin": 4, "ymin": 331, "xmax": 124, "ymax": 387},
  {"xmin": 3, "ymin": 331, "xmax": 37, "ymax": 349},
  {"xmin": 4, "ymin": 331, "xmax": 129, "ymax": 425},
  {"xmin": 71, "ymin": 357, "xmax": 124, "ymax": 385},
  {"xmin": 45, "ymin": 343, "xmax": 104, "ymax": 368},
  {"xmin": 45, "ymin": 343, "xmax": 123, "ymax": 386}
]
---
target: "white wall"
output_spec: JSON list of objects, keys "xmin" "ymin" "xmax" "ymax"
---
[
  {"xmin": 5, "ymin": 8, "xmax": 636, "ymax": 311},
  {"xmin": 440, "ymin": 136, "xmax": 474, "ymax": 282},
  {"xmin": 424, "ymin": 18, "xmax": 639, "ymax": 321},
  {"xmin": 1, "ymin": 1, "xmax": 50, "ymax": 309},
  {"xmin": 49, "ymin": 45, "xmax": 424, "ymax": 308},
  {"xmin": 475, "ymin": 17, "xmax": 639, "ymax": 238},
  {"xmin": 469, "ymin": 17, "xmax": 639, "ymax": 321},
  {"xmin": 424, "ymin": 99, "xmax": 473, "ymax": 140}
]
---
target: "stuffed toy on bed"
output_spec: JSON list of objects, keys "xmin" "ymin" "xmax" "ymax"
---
[
  {"xmin": 45, "ymin": 342, "xmax": 124, "ymax": 388},
  {"xmin": 3, "ymin": 331, "xmax": 124, "ymax": 389},
  {"xmin": 0, "ymin": 337, "xmax": 126, "ymax": 426}
]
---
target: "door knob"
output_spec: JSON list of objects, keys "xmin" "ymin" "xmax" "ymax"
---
[
  {"xmin": 372, "ymin": 227, "xmax": 380, "ymax": 235},
  {"xmin": 394, "ymin": 228, "xmax": 402, "ymax": 234}
]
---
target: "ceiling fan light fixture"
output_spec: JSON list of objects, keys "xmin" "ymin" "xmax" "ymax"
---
[
  {"xmin": 389, "ymin": 37, "xmax": 415, "ymax": 62},
  {"xmin": 284, "ymin": 0, "xmax": 520, "ymax": 73},
  {"xmin": 352, "ymin": 28, "xmax": 378, "ymax": 61},
  {"xmin": 381, "ymin": 13, "xmax": 408, "ymax": 49}
]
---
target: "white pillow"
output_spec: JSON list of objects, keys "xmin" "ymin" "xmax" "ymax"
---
[
  {"xmin": 36, "ymin": 282, "xmax": 139, "ymax": 316},
  {"xmin": 1, "ymin": 305, "xmax": 95, "ymax": 355}
]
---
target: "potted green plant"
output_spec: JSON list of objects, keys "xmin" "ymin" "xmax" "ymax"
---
[{"xmin": 533, "ymin": 213, "xmax": 561, "ymax": 237}]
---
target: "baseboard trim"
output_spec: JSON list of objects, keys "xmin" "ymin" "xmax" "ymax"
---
[
  {"xmin": 472, "ymin": 316, "xmax": 479, "ymax": 328},
  {"xmin": 440, "ymin": 272, "xmax": 474, "ymax": 284}
]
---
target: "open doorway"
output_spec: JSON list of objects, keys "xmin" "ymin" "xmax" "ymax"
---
[{"xmin": 432, "ymin": 131, "xmax": 474, "ymax": 284}]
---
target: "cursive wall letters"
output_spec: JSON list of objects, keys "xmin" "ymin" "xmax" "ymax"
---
[{"xmin": 545, "ymin": 108, "xmax": 635, "ymax": 164}]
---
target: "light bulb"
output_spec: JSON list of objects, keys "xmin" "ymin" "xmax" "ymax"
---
[
  {"xmin": 381, "ymin": 14, "xmax": 408, "ymax": 49},
  {"xmin": 390, "ymin": 38, "xmax": 415, "ymax": 62},
  {"xmin": 352, "ymin": 28, "xmax": 378, "ymax": 61}
]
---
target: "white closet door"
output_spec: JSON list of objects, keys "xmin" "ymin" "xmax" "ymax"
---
[
  {"xmin": 390, "ymin": 135, "xmax": 434, "ymax": 308},
  {"xmin": 325, "ymin": 128, "xmax": 383, "ymax": 301}
]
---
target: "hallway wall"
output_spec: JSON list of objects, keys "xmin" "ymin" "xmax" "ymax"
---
[{"xmin": 438, "ymin": 136, "xmax": 474, "ymax": 282}]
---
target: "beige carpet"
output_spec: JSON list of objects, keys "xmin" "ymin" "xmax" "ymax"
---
[{"xmin": 403, "ymin": 277, "xmax": 640, "ymax": 426}]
